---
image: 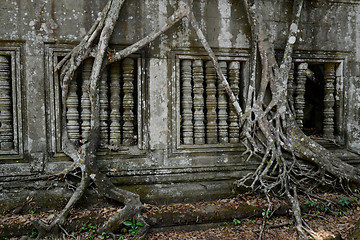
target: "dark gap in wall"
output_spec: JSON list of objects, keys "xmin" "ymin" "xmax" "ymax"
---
[
  {"xmin": 132, "ymin": 59, "xmax": 138, "ymax": 146},
  {"xmin": 303, "ymin": 64, "xmax": 324, "ymax": 136},
  {"xmin": 179, "ymin": 60, "xmax": 184, "ymax": 144},
  {"xmin": 202, "ymin": 60, "xmax": 208, "ymax": 144}
]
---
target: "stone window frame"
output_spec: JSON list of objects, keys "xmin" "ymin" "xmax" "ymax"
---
[
  {"xmin": 169, "ymin": 49, "xmax": 250, "ymax": 155},
  {"xmin": 291, "ymin": 50, "xmax": 347, "ymax": 144},
  {"xmin": 0, "ymin": 45, "xmax": 23, "ymax": 158},
  {"xmin": 45, "ymin": 44, "xmax": 148, "ymax": 160},
  {"xmin": 170, "ymin": 49, "xmax": 347, "ymax": 155}
]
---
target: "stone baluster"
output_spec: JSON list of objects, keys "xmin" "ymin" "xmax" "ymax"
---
[
  {"xmin": 122, "ymin": 58, "xmax": 135, "ymax": 145},
  {"xmin": 228, "ymin": 61, "xmax": 240, "ymax": 143},
  {"xmin": 0, "ymin": 56, "xmax": 13, "ymax": 150},
  {"xmin": 100, "ymin": 69, "xmax": 109, "ymax": 144},
  {"xmin": 193, "ymin": 60, "xmax": 205, "ymax": 144},
  {"xmin": 295, "ymin": 63, "xmax": 307, "ymax": 129},
  {"xmin": 287, "ymin": 62, "xmax": 295, "ymax": 108},
  {"xmin": 323, "ymin": 63, "xmax": 336, "ymax": 139},
  {"xmin": 80, "ymin": 59, "xmax": 92, "ymax": 141},
  {"xmin": 205, "ymin": 61, "xmax": 218, "ymax": 144},
  {"xmin": 181, "ymin": 60, "xmax": 193, "ymax": 145},
  {"xmin": 218, "ymin": 61, "xmax": 229, "ymax": 143},
  {"xmin": 109, "ymin": 62, "xmax": 121, "ymax": 145},
  {"xmin": 66, "ymin": 78, "xmax": 80, "ymax": 142}
]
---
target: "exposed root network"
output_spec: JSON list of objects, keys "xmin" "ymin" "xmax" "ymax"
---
[{"xmin": 32, "ymin": 0, "xmax": 360, "ymax": 239}]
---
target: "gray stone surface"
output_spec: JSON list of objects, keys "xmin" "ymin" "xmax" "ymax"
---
[{"xmin": 0, "ymin": 0, "xmax": 359, "ymax": 209}]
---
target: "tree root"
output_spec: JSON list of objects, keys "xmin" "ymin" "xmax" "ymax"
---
[
  {"xmin": 33, "ymin": 0, "xmax": 191, "ymax": 238},
  {"xmin": 34, "ymin": 174, "xmax": 91, "ymax": 238},
  {"xmin": 31, "ymin": 0, "xmax": 360, "ymax": 239},
  {"xmin": 235, "ymin": 0, "xmax": 360, "ymax": 239},
  {"xmin": 93, "ymin": 173, "xmax": 149, "ymax": 236}
]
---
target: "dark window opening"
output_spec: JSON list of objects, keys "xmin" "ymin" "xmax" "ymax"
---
[{"xmin": 303, "ymin": 64, "xmax": 324, "ymax": 136}]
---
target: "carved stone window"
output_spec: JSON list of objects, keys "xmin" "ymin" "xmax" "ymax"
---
[
  {"xmin": 66, "ymin": 58, "xmax": 138, "ymax": 146},
  {"xmin": 289, "ymin": 55, "xmax": 344, "ymax": 142},
  {"xmin": 0, "ymin": 47, "xmax": 22, "ymax": 156},
  {"xmin": 46, "ymin": 45, "xmax": 145, "ymax": 156},
  {"xmin": 173, "ymin": 52, "xmax": 249, "ymax": 149}
]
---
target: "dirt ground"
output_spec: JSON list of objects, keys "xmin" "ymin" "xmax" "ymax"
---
[
  {"xmin": 145, "ymin": 193, "xmax": 360, "ymax": 240},
  {"xmin": 1, "ymin": 192, "xmax": 359, "ymax": 240},
  {"xmin": 146, "ymin": 213, "xmax": 356, "ymax": 240}
]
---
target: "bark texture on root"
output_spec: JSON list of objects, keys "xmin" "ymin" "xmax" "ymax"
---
[
  {"xmin": 235, "ymin": 0, "xmax": 360, "ymax": 239},
  {"xmin": 31, "ymin": 0, "xmax": 360, "ymax": 239},
  {"xmin": 33, "ymin": 0, "xmax": 192, "ymax": 238},
  {"xmin": 32, "ymin": 0, "xmax": 148, "ymax": 237}
]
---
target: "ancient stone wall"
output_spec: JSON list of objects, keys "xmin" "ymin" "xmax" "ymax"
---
[{"xmin": 0, "ymin": 0, "xmax": 359, "ymax": 210}]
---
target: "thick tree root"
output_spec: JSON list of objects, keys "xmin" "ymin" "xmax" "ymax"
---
[
  {"xmin": 235, "ymin": 1, "xmax": 360, "ymax": 239},
  {"xmin": 33, "ymin": 0, "xmax": 144, "ymax": 237},
  {"xmin": 33, "ymin": 174, "xmax": 91, "ymax": 238},
  {"xmin": 31, "ymin": 0, "xmax": 360, "ymax": 239},
  {"xmin": 33, "ymin": 0, "xmax": 190, "ymax": 237},
  {"xmin": 94, "ymin": 173, "xmax": 149, "ymax": 236}
]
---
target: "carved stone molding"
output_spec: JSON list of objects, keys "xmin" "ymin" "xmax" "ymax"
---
[
  {"xmin": 80, "ymin": 59, "xmax": 92, "ymax": 140},
  {"xmin": 66, "ymin": 76, "xmax": 80, "ymax": 143},
  {"xmin": 0, "ymin": 46, "xmax": 22, "ymax": 157},
  {"xmin": 46, "ymin": 45, "xmax": 145, "ymax": 156},
  {"xmin": 0, "ymin": 56, "xmax": 13, "ymax": 150},
  {"xmin": 323, "ymin": 63, "xmax": 336, "ymax": 139},
  {"xmin": 100, "ymin": 70, "xmax": 109, "ymax": 144},
  {"xmin": 176, "ymin": 52, "xmax": 249, "ymax": 148},
  {"xmin": 295, "ymin": 62, "xmax": 307, "ymax": 129},
  {"xmin": 291, "ymin": 52, "xmax": 345, "ymax": 141},
  {"xmin": 109, "ymin": 61, "xmax": 122, "ymax": 145},
  {"xmin": 180, "ymin": 59, "xmax": 193, "ymax": 145},
  {"xmin": 205, "ymin": 61, "xmax": 218, "ymax": 144},
  {"xmin": 122, "ymin": 58, "xmax": 135, "ymax": 146},
  {"xmin": 193, "ymin": 60, "xmax": 205, "ymax": 144},
  {"xmin": 228, "ymin": 61, "xmax": 240, "ymax": 144}
]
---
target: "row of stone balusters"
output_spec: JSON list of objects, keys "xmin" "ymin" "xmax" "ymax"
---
[
  {"xmin": 288, "ymin": 62, "xmax": 336, "ymax": 139},
  {"xmin": 181, "ymin": 59, "xmax": 242, "ymax": 145},
  {"xmin": 66, "ymin": 58, "xmax": 137, "ymax": 146},
  {"xmin": 0, "ymin": 56, "xmax": 14, "ymax": 151}
]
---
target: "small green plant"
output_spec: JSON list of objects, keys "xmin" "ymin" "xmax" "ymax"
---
[
  {"xmin": 333, "ymin": 208, "xmax": 346, "ymax": 217},
  {"xmin": 77, "ymin": 223, "xmax": 97, "ymax": 239},
  {"xmin": 248, "ymin": 219, "xmax": 256, "ymax": 224},
  {"xmin": 89, "ymin": 227, "xmax": 96, "ymax": 239},
  {"xmin": 305, "ymin": 209, "xmax": 321, "ymax": 220},
  {"xmin": 338, "ymin": 197, "xmax": 351, "ymax": 209},
  {"xmin": 123, "ymin": 217, "xmax": 144, "ymax": 236},
  {"xmin": 232, "ymin": 218, "xmax": 242, "ymax": 225},
  {"xmin": 101, "ymin": 232, "xmax": 110, "ymax": 239},
  {"xmin": 80, "ymin": 223, "xmax": 97, "ymax": 239},
  {"xmin": 27, "ymin": 227, "xmax": 38, "ymax": 238},
  {"xmin": 304, "ymin": 201, "xmax": 317, "ymax": 208},
  {"xmin": 121, "ymin": 227, "xmax": 128, "ymax": 234},
  {"xmin": 322, "ymin": 204, "xmax": 330, "ymax": 213},
  {"xmin": 79, "ymin": 225, "xmax": 88, "ymax": 232},
  {"xmin": 311, "ymin": 210, "xmax": 320, "ymax": 216}
]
